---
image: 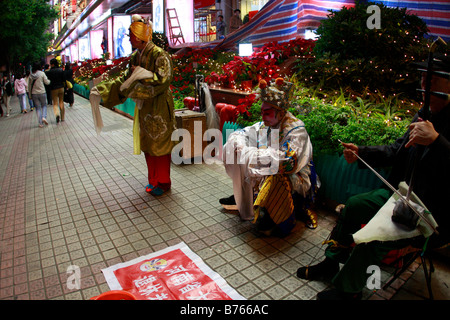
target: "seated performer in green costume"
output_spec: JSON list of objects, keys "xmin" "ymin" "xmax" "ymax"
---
[{"xmin": 297, "ymin": 52, "xmax": 450, "ymax": 300}]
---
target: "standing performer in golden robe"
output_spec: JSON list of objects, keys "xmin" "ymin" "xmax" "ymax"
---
[{"xmin": 93, "ymin": 14, "xmax": 176, "ymax": 196}]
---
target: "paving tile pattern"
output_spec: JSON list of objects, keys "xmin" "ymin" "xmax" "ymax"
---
[{"xmin": 0, "ymin": 95, "xmax": 446, "ymax": 300}]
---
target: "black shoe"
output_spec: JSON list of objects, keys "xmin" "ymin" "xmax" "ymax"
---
[
  {"xmin": 317, "ymin": 288, "xmax": 362, "ymax": 300},
  {"xmin": 219, "ymin": 195, "xmax": 236, "ymax": 205},
  {"xmin": 296, "ymin": 258, "xmax": 339, "ymax": 281},
  {"xmin": 219, "ymin": 195, "xmax": 237, "ymax": 210},
  {"xmin": 255, "ymin": 207, "xmax": 276, "ymax": 235},
  {"xmin": 56, "ymin": 115, "xmax": 60, "ymax": 123}
]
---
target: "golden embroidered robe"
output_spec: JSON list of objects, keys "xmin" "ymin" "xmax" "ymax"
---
[{"xmin": 96, "ymin": 41, "xmax": 176, "ymax": 156}]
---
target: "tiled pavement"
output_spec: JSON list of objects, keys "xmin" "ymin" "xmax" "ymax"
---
[{"xmin": 0, "ymin": 94, "xmax": 449, "ymax": 301}]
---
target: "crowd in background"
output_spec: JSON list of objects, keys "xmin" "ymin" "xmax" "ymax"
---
[{"xmin": 0, "ymin": 59, "xmax": 75, "ymax": 126}]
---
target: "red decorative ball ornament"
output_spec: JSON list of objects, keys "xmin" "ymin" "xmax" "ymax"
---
[
  {"xmin": 275, "ymin": 77, "xmax": 284, "ymax": 86},
  {"xmin": 258, "ymin": 79, "xmax": 268, "ymax": 89}
]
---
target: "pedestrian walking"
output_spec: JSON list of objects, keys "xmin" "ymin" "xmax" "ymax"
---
[
  {"xmin": 63, "ymin": 62, "xmax": 74, "ymax": 107},
  {"xmin": 0, "ymin": 85, "xmax": 3, "ymax": 117},
  {"xmin": 29, "ymin": 62, "xmax": 51, "ymax": 128},
  {"xmin": 25, "ymin": 70, "xmax": 35, "ymax": 111},
  {"xmin": 229, "ymin": 9, "xmax": 243, "ymax": 33},
  {"xmin": 216, "ymin": 15, "xmax": 226, "ymax": 39},
  {"xmin": 14, "ymin": 73, "xmax": 28, "ymax": 113},
  {"xmin": 1, "ymin": 74, "xmax": 13, "ymax": 116},
  {"xmin": 44, "ymin": 64, "xmax": 52, "ymax": 105},
  {"xmin": 46, "ymin": 58, "xmax": 66, "ymax": 124}
]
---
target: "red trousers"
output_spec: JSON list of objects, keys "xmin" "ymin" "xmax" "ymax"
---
[{"xmin": 144, "ymin": 153, "xmax": 172, "ymax": 190}]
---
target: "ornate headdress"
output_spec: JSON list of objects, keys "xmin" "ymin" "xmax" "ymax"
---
[
  {"xmin": 255, "ymin": 77, "xmax": 294, "ymax": 110},
  {"xmin": 130, "ymin": 14, "xmax": 153, "ymax": 42}
]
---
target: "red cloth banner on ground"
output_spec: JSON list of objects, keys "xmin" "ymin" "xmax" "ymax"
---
[{"xmin": 102, "ymin": 242, "xmax": 245, "ymax": 300}]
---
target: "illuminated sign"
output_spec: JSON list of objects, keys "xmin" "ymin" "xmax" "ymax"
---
[
  {"xmin": 114, "ymin": 15, "xmax": 132, "ymax": 58},
  {"xmin": 153, "ymin": 0, "xmax": 164, "ymax": 33},
  {"xmin": 79, "ymin": 35, "xmax": 90, "ymax": 61},
  {"xmin": 90, "ymin": 30, "xmax": 104, "ymax": 59},
  {"xmin": 70, "ymin": 42, "xmax": 78, "ymax": 62},
  {"xmin": 239, "ymin": 43, "xmax": 253, "ymax": 56}
]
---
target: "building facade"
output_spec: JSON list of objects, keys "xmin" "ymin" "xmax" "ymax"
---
[{"xmin": 49, "ymin": 0, "xmax": 265, "ymax": 63}]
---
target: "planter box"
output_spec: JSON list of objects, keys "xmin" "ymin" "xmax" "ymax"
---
[
  {"xmin": 209, "ymin": 86, "xmax": 251, "ymax": 106},
  {"xmin": 112, "ymin": 98, "xmax": 135, "ymax": 120},
  {"xmin": 222, "ymin": 121, "xmax": 242, "ymax": 145},
  {"xmin": 73, "ymin": 83, "xmax": 90, "ymax": 99},
  {"xmin": 174, "ymin": 109, "xmax": 207, "ymax": 161},
  {"xmin": 314, "ymin": 153, "xmax": 391, "ymax": 205}
]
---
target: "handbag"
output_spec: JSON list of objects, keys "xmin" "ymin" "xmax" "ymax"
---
[
  {"xmin": 65, "ymin": 80, "xmax": 73, "ymax": 89},
  {"xmin": 29, "ymin": 79, "xmax": 36, "ymax": 98}
]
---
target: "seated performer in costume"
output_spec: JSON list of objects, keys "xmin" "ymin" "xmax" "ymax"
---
[
  {"xmin": 93, "ymin": 14, "xmax": 176, "ymax": 196},
  {"xmin": 296, "ymin": 51, "xmax": 450, "ymax": 300},
  {"xmin": 220, "ymin": 78, "xmax": 318, "ymax": 236}
]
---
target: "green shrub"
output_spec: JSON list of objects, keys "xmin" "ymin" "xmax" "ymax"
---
[
  {"xmin": 297, "ymin": 103, "xmax": 352, "ymax": 154},
  {"xmin": 313, "ymin": 1, "xmax": 428, "ymax": 61},
  {"xmin": 294, "ymin": 1, "xmax": 430, "ymax": 100},
  {"xmin": 173, "ymin": 98, "xmax": 185, "ymax": 110},
  {"xmin": 296, "ymin": 100, "xmax": 409, "ymax": 155},
  {"xmin": 235, "ymin": 85, "xmax": 411, "ymax": 156}
]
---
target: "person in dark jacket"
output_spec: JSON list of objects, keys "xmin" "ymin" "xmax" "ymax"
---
[
  {"xmin": 1, "ymin": 74, "xmax": 13, "ymax": 116},
  {"xmin": 296, "ymin": 53, "xmax": 450, "ymax": 300},
  {"xmin": 63, "ymin": 62, "xmax": 74, "ymax": 107},
  {"xmin": 46, "ymin": 58, "xmax": 66, "ymax": 123},
  {"xmin": 44, "ymin": 64, "xmax": 52, "ymax": 105},
  {"xmin": 216, "ymin": 15, "xmax": 226, "ymax": 39}
]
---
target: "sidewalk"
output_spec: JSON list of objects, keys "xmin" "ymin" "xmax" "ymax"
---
[{"xmin": 0, "ymin": 94, "xmax": 448, "ymax": 301}]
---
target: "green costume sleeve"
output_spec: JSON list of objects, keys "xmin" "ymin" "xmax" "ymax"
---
[
  {"xmin": 95, "ymin": 73, "xmax": 128, "ymax": 109},
  {"xmin": 94, "ymin": 52, "xmax": 136, "ymax": 109}
]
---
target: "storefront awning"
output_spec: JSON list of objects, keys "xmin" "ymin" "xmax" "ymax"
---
[{"xmin": 194, "ymin": 0, "xmax": 215, "ymax": 9}]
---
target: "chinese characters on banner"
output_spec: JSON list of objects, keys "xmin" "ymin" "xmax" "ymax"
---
[{"xmin": 102, "ymin": 242, "xmax": 245, "ymax": 300}]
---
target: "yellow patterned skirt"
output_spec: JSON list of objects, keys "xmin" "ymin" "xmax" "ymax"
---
[{"xmin": 253, "ymin": 175, "xmax": 295, "ymax": 235}]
